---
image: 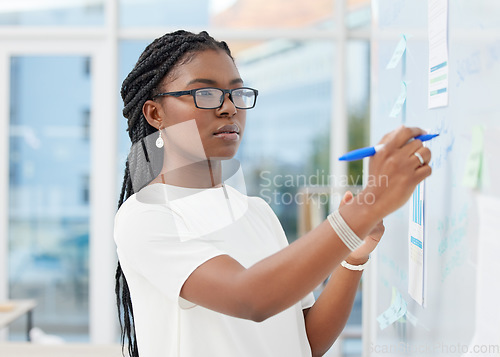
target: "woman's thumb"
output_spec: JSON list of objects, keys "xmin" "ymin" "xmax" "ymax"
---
[{"xmin": 340, "ymin": 190, "xmax": 353, "ymax": 207}]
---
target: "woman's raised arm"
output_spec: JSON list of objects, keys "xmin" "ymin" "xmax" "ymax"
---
[{"xmin": 180, "ymin": 126, "xmax": 432, "ymax": 322}]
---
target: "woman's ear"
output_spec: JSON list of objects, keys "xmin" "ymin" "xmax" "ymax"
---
[{"xmin": 143, "ymin": 99, "xmax": 163, "ymax": 129}]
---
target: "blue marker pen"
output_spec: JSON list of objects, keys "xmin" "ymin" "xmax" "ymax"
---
[{"xmin": 338, "ymin": 134, "xmax": 439, "ymax": 161}]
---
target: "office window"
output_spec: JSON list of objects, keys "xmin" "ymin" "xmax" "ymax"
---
[
  {"xmin": 0, "ymin": 0, "xmax": 104, "ymax": 26},
  {"xmin": 119, "ymin": 0, "xmax": 334, "ymax": 29},
  {"xmin": 81, "ymin": 108, "xmax": 90, "ymax": 141},
  {"xmin": 119, "ymin": 0, "xmax": 209, "ymax": 27},
  {"xmin": 8, "ymin": 56, "xmax": 91, "ymax": 341},
  {"xmin": 235, "ymin": 40, "xmax": 335, "ymax": 241}
]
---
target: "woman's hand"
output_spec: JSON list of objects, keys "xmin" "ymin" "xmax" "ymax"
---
[
  {"xmin": 339, "ymin": 191, "xmax": 385, "ymax": 264},
  {"xmin": 361, "ymin": 126, "xmax": 432, "ymax": 221},
  {"xmin": 335, "ymin": 126, "xmax": 431, "ymax": 263}
]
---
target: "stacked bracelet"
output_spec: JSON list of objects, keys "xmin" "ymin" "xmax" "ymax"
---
[{"xmin": 327, "ymin": 209, "xmax": 364, "ymax": 251}]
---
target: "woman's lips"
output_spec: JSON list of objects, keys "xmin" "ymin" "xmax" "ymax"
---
[
  {"xmin": 213, "ymin": 132, "xmax": 239, "ymax": 141},
  {"xmin": 213, "ymin": 124, "xmax": 240, "ymax": 141}
]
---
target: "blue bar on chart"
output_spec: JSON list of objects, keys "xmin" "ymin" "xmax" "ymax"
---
[
  {"xmin": 412, "ymin": 183, "xmax": 423, "ymax": 225},
  {"xmin": 411, "ymin": 236, "xmax": 423, "ymax": 249}
]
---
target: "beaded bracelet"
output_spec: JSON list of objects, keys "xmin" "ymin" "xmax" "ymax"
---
[{"xmin": 326, "ymin": 209, "xmax": 364, "ymax": 251}]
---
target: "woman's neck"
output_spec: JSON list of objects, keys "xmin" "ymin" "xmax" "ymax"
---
[{"xmin": 151, "ymin": 158, "xmax": 223, "ymax": 189}]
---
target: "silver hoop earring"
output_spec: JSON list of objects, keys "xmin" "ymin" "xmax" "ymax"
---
[{"xmin": 156, "ymin": 129, "xmax": 164, "ymax": 148}]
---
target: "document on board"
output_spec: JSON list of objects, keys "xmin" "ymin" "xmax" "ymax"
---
[
  {"xmin": 408, "ymin": 181, "xmax": 425, "ymax": 306},
  {"xmin": 428, "ymin": 0, "xmax": 449, "ymax": 108}
]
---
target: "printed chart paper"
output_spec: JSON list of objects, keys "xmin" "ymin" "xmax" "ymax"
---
[
  {"xmin": 428, "ymin": 0, "xmax": 449, "ymax": 108},
  {"xmin": 408, "ymin": 181, "xmax": 425, "ymax": 306}
]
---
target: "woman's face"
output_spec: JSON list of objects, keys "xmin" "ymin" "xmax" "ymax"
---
[{"xmin": 152, "ymin": 49, "xmax": 247, "ymax": 161}]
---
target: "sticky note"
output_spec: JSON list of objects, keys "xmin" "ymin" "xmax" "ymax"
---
[
  {"xmin": 389, "ymin": 81, "xmax": 407, "ymax": 118},
  {"xmin": 386, "ymin": 35, "xmax": 407, "ymax": 69},
  {"xmin": 377, "ymin": 287, "xmax": 408, "ymax": 330},
  {"xmin": 462, "ymin": 126, "xmax": 484, "ymax": 189}
]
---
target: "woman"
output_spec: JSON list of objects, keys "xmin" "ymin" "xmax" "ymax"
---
[{"xmin": 114, "ymin": 30, "xmax": 431, "ymax": 357}]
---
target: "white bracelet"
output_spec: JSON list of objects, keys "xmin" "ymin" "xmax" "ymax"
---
[
  {"xmin": 327, "ymin": 210, "xmax": 364, "ymax": 251},
  {"xmin": 341, "ymin": 259, "xmax": 369, "ymax": 271}
]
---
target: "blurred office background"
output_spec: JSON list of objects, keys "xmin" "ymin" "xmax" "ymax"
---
[{"xmin": 0, "ymin": 0, "xmax": 370, "ymax": 356}]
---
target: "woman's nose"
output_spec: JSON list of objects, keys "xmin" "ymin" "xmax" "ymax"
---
[{"xmin": 217, "ymin": 93, "xmax": 237, "ymax": 117}]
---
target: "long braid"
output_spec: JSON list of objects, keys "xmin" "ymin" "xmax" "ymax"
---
[{"xmin": 116, "ymin": 30, "xmax": 233, "ymax": 357}]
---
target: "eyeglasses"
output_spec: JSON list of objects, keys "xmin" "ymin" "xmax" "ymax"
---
[{"xmin": 153, "ymin": 87, "xmax": 259, "ymax": 110}]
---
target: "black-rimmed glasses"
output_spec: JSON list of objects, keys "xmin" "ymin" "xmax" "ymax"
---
[{"xmin": 153, "ymin": 87, "xmax": 259, "ymax": 109}]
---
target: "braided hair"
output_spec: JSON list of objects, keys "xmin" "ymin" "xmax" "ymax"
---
[{"xmin": 116, "ymin": 30, "xmax": 233, "ymax": 357}]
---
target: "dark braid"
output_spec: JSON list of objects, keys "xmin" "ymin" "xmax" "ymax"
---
[{"xmin": 116, "ymin": 30, "xmax": 233, "ymax": 357}]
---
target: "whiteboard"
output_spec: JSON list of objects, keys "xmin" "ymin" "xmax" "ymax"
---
[{"xmin": 366, "ymin": 1, "xmax": 500, "ymax": 356}]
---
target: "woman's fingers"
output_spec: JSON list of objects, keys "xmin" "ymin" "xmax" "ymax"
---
[
  {"xmin": 339, "ymin": 191, "xmax": 353, "ymax": 208},
  {"xmin": 364, "ymin": 125, "xmax": 434, "ymax": 219},
  {"xmin": 400, "ymin": 138, "xmax": 423, "ymax": 156},
  {"xmin": 411, "ymin": 147, "xmax": 431, "ymax": 168},
  {"xmin": 379, "ymin": 126, "xmax": 432, "ymax": 169},
  {"xmin": 414, "ymin": 162, "xmax": 433, "ymax": 182},
  {"xmin": 368, "ymin": 220, "xmax": 385, "ymax": 241},
  {"xmin": 400, "ymin": 140, "xmax": 432, "ymax": 168},
  {"xmin": 378, "ymin": 126, "xmax": 427, "ymax": 150}
]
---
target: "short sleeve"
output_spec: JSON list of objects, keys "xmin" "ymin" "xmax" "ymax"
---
[
  {"xmin": 250, "ymin": 197, "xmax": 291, "ymax": 249},
  {"xmin": 301, "ymin": 292, "xmax": 316, "ymax": 309},
  {"xmin": 115, "ymin": 207, "xmax": 226, "ymax": 303}
]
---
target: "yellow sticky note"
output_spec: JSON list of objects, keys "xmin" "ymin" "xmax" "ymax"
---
[{"xmin": 463, "ymin": 126, "xmax": 484, "ymax": 189}]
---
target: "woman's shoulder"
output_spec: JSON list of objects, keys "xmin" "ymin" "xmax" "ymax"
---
[
  {"xmin": 114, "ymin": 184, "xmax": 181, "ymax": 227},
  {"xmin": 222, "ymin": 185, "xmax": 272, "ymax": 209},
  {"xmin": 114, "ymin": 188, "xmax": 196, "ymax": 245},
  {"xmin": 245, "ymin": 193, "xmax": 274, "ymax": 214}
]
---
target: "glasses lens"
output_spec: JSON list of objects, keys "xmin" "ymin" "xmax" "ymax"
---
[
  {"xmin": 232, "ymin": 88, "xmax": 256, "ymax": 109},
  {"xmin": 194, "ymin": 88, "xmax": 223, "ymax": 109}
]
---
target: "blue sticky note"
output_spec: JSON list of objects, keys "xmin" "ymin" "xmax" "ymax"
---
[
  {"xmin": 389, "ymin": 81, "xmax": 407, "ymax": 118},
  {"xmin": 377, "ymin": 287, "xmax": 408, "ymax": 330},
  {"xmin": 386, "ymin": 35, "xmax": 407, "ymax": 69}
]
